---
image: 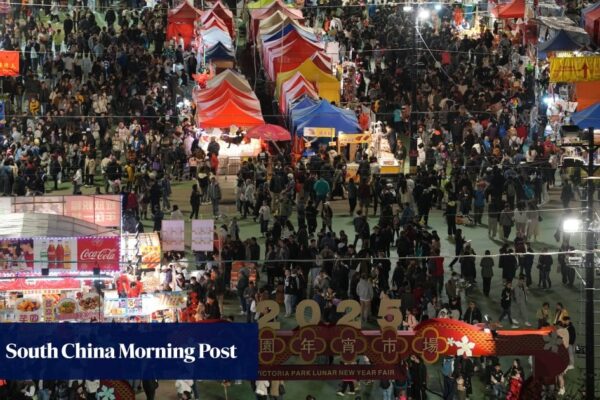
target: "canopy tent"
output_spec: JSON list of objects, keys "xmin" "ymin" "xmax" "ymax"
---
[
  {"xmin": 197, "ymin": 81, "xmax": 258, "ymax": 103},
  {"xmin": 197, "ymin": 99, "xmax": 264, "ymax": 128},
  {"xmin": 279, "ymin": 72, "xmax": 319, "ymax": 113},
  {"xmin": 310, "ymin": 51, "xmax": 333, "ymax": 72},
  {"xmin": 575, "ymin": 82, "xmax": 600, "ymax": 111},
  {"xmin": 201, "ymin": 27, "xmax": 233, "ymax": 48},
  {"xmin": 201, "ymin": 13, "xmax": 230, "ymax": 33},
  {"xmin": 263, "ymin": 34, "xmax": 324, "ymax": 80},
  {"xmin": 571, "ymin": 102, "xmax": 600, "ymax": 129},
  {"xmin": 206, "ymin": 69, "xmax": 252, "ymax": 91},
  {"xmin": 581, "ymin": 2, "xmax": 600, "ymax": 28},
  {"xmin": 491, "ymin": 0, "xmax": 525, "ymax": 19},
  {"xmin": 195, "ymin": 69, "xmax": 264, "ymax": 128},
  {"xmin": 260, "ymin": 19, "xmax": 316, "ymax": 44},
  {"xmin": 258, "ymin": 11, "xmax": 310, "ymax": 36},
  {"xmin": 250, "ymin": 0, "xmax": 303, "ymax": 41},
  {"xmin": 293, "ymin": 100, "xmax": 361, "ymax": 137},
  {"xmin": 205, "ymin": 42, "xmax": 235, "ymax": 61},
  {"xmin": 584, "ymin": 7, "xmax": 600, "ymax": 44},
  {"xmin": 537, "ymin": 30, "xmax": 582, "ymax": 58},
  {"xmin": 289, "ymin": 98, "xmax": 356, "ymax": 133},
  {"xmin": 167, "ymin": 0, "xmax": 202, "ymax": 48},
  {"xmin": 276, "ymin": 59, "xmax": 340, "ymax": 104},
  {"xmin": 536, "ymin": 16, "xmax": 590, "ymax": 46},
  {"xmin": 201, "ymin": 1, "xmax": 235, "ymax": 37}
]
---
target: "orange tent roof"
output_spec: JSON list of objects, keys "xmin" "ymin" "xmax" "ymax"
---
[{"xmin": 197, "ymin": 99, "xmax": 264, "ymax": 128}]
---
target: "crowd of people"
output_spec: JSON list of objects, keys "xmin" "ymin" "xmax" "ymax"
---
[{"xmin": 0, "ymin": 0, "xmax": 593, "ymax": 398}]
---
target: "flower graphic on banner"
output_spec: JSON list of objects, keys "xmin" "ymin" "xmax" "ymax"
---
[
  {"xmin": 453, "ymin": 335, "xmax": 476, "ymax": 357},
  {"xmin": 412, "ymin": 326, "xmax": 449, "ymax": 364},
  {"xmin": 543, "ymin": 331, "xmax": 564, "ymax": 353},
  {"xmin": 372, "ymin": 327, "xmax": 409, "ymax": 364},
  {"xmin": 290, "ymin": 327, "xmax": 327, "ymax": 363},
  {"xmin": 259, "ymin": 328, "xmax": 287, "ymax": 365},
  {"xmin": 97, "ymin": 386, "xmax": 116, "ymax": 400},
  {"xmin": 330, "ymin": 327, "xmax": 367, "ymax": 363}
]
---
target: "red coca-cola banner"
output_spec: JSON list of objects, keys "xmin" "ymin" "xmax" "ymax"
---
[{"xmin": 77, "ymin": 237, "xmax": 120, "ymax": 271}]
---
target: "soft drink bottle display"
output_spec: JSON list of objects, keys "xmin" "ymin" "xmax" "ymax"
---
[
  {"xmin": 47, "ymin": 241, "xmax": 56, "ymax": 269},
  {"xmin": 56, "ymin": 240, "xmax": 65, "ymax": 269},
  {"xmin": 64, "ymin": 242, "xmax": 71, "ymax": 267}
]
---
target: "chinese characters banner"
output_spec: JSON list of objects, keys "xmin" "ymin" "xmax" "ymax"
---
[
  {"xmin": 161, "ymin": 220, "xmax": 185, "ymax": 251},
  {"xmin": 549, "ymin": 56, "xmax": 600, "ymax": 82},
  {"xmin": 76, "ymin": 237, "xmax": 120, "ymax": 271},
  {"xmin": 64, "ymin": 195, "xmax": 121, "ymax": 228},
  {"xmin": 191, "ymin": 219, "xmax": 214, "ymax": 251},
  {"xmin": 0, "ymin": 51, "xmax": 19, "ymax": 77}
]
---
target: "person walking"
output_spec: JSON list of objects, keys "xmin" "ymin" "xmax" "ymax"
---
[
  {"xmin": 513, "ymin": 275, "xmax": 531, "ymax": 326},
  {"xmin": 313, "ymin": 175, "xmax": 330, "ymax": 209},
  {"xmin": 356, "ymin": 273, "xmax": 373, "ymax": 323},
  {"xmin": 208, "ymin": 176, "xmax": 222, "ymax": 218},
  {"xmin": 499, "ymin": 204, "xmax": 514, "ymax": 242},
  {"xmin": 480, "ymin": 250, "xmax": 494, "ymax": 297},
  {"xmin": 283, "ymin": 268, "xmax": 299, "ymax": 317},
  {"xmin": 142, "ymin": 380, "xmax": 158, "ymax": 400},
  {"xmin": 347, "ymin": 178, "xmax": 357, "ymax": 215},
  {"xmin": 498, "ymin": 281, "xmax": 517, "ymax": 328},
  {"xmin": 487, "ymin": 199, "xmax": 501, "ymax": 239},
  {"xmin": 445, "ymin": 195, "xmax": 458, "ymax": 237},
  {"xmin": 243, "ymin": 179, "xmax": 256, "ymax": 219},
  {"xmin": 564, "ymin": 316, "xmax": 576, "ymax": 370},
  {"xmin": 321, "ymin": 202, "xmax": 333, "ymax": 233},
  {"xmin": 189, "ymin": 184, "xmax": 201, "ymax": 219},
  {"xmin": 536, "ymin": 302, "xmax": 550, "ymax": 328},
  {"xmin": 537, "ymin": 250, "xmax": 553, "ymax": 289}
]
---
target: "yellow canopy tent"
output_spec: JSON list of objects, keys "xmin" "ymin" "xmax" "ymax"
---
[{"xmin": 276, "ymin": 59, "xmax": 340, "ymax": 105}]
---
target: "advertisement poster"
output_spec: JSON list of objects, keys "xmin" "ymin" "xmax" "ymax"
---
[
  {"xmin": 11, "ymin": 293, "xmax": 43, "ymax": 323},
  {"xmin": 121, "ymin": 233, "xmax": 161, "ymax": 270},
  {"xmin": 191, "ymin": 219, "xmax": 214, "ymax": 251},
  {"xmin": 46, "ymin": 291, "xmax": 103, "ymax": 321},
  {"xmin": 0, "ymin": 238, "xmax": 34, "ymax": 273},
  {"xmin": 103, "ymin": 297, "xmax": 144, "ymax": 318},
  {"xmin": 161, "ymin": 220, "xmax": 185, "ymax": 251},
  {"xmin": 0, "ymin": 51, "xmax": 19, "ymax": 76},
  {"xmin": 34, "ymin": 237, "xmax": 78, "ymax": 272},
  {"xmin": 77, "ymin": 237, "xmax": 120, "ymax": 271}
]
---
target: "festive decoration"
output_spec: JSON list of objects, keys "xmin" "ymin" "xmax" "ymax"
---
[{"xmin": 256, "ymin": 299, "xmax": 571, "ymax": 381}]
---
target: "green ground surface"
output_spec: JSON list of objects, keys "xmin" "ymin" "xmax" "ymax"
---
[{"xmin": 46, "ymin": 176, "xmax": 595, "ymax": 399}]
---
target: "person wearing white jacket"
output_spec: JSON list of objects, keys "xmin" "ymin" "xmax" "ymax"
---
[
  {"xmin": 175, "ymin": 380, "xmax": 194, "ymax": 398},
  {"xmin": 255, "ymin": 380, "xmax": 270, "ymax": 399}
]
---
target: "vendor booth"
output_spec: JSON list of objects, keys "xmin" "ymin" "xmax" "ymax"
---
[{"xmin": 167, "ymin": 0, "xmax": 202, "ymax": 49}]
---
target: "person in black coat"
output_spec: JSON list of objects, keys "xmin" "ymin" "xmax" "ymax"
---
[
  {"xmin": 409, "ymin": 355, "xmax": 428, "ymax": 400},
  {"xmin": 142, "ymin": 380, "xmax": 158, "ymax": 400}
]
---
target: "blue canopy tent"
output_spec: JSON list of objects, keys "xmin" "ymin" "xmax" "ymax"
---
[
  {"xmin": 294, "ymin": 100, "xmax": 361, "ymax": 138},
  {"xmin": 571, "ymin": 102, "xmax": 600, "ymax": 129},
  {"xmin": 262, "ymin": 23, "xmax": 318, "ymax": 43},
  {"xmin": 289, "ymin": 96, "xmax": 320, "ymax": 129},
  {"xmin": 205, "ymin": 42, "xmax": 235, "ymax": 61},
  {"xmin": 538, "ymin": 30, "xmax": 582, "ymax": 59}
]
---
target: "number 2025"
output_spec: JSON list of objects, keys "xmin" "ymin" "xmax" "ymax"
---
[{"xmin": 256, "ymin": 298, "xmax": 403, "ymax": 330}]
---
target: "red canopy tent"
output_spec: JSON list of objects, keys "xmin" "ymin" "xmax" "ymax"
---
[
  {"xmin": 279, "ymin": 72, "xmax": 319, "ymax": 113},
  {"xmin": 201, "ymin": 1, "xmax": 235, "ymax": 37},
  {"xmin": 491, "ymin": 0, "xmax": 525, "ymax": 19},
  {"xmin": 263, "ymin": 33, "xmax": 324, "ymax": 79},
  {"xmin": 584, "ymin": 7, "xmax": 600, "ymax": 45},
  {"xmin": 201, "ymin": 13, "xmax": 229, "ymax": 33},
  {"xmin": 197, "ymin": 100, "xmax": 264, "ymax": 128},
  {"xmin": 167, "ymin": 0, "xmax": 202, "ymax": 48}
]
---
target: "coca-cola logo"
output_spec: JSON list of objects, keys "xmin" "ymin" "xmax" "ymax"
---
[{"xmin": 80, "ymin": 248, "xmax": 117, "ymax": 261}]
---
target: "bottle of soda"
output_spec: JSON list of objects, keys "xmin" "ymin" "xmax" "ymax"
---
[
  {"xmin": 47, "ymin": 241, "xmax": 56, "ymax": 269},
  {"xmin": 56, "ymin": 240, "xmax": 64, "ymax": 269},
  {"xmin": 63, "ymin": 242, "xmax": 71, "ymax": 268}
]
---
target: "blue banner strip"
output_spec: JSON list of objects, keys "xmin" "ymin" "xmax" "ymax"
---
[{"xmin": 0, "ymin": 323, "xmax": 258, "ymax": 380}]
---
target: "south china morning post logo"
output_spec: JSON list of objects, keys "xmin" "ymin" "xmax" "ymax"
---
[
  {"xmin": 0, "ymin": 323, "xmax": 258, "ymax": 380},
  {"xmin": 5, "ymin": 342, "xmax": 239, "ymax": 364}
]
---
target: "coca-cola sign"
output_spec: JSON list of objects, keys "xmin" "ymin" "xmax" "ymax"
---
[{"xmin": 77, "ymin": 237, "xmax": 120, "ymax": 271}]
